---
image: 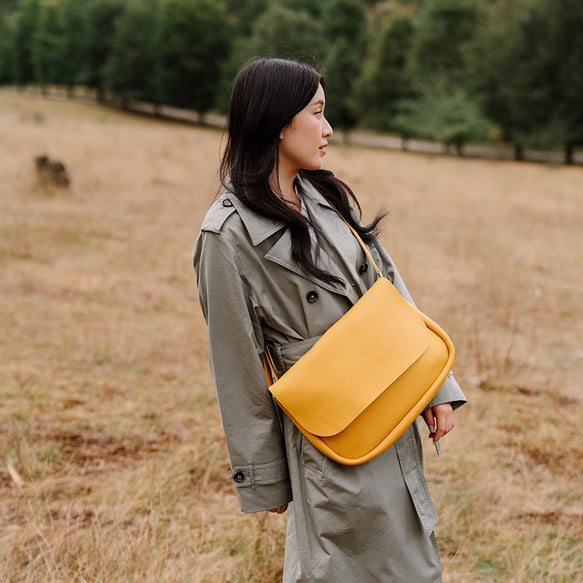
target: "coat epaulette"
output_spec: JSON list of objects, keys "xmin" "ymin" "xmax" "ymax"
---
[{"xmin": 200, "ymin": 193, "xmax": 237, "ymax": 234}]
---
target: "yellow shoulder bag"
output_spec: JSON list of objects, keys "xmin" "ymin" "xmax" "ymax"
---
[{"xmin": 264, "ymin": 212, "xmax": 455, "ymax": 466}]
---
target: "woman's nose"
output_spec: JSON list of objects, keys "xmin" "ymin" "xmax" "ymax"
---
[{"xmin": 323, "ymin": 117, "xmax": 333, "ymax": 138}]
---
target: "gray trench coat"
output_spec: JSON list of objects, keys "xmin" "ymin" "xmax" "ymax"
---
[{"xmin": 193, "ymin": 175, "xmax": 467, "ymax": 582}]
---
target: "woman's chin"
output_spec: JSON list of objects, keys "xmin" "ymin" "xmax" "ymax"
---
[{"xmin": 301, "ymin": 161, "xmax": 325, "ymax": 172}]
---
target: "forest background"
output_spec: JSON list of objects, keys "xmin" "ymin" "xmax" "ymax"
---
[{"xmin": 1, "ymin": 0, "xmax": 583, "ymax": 163}]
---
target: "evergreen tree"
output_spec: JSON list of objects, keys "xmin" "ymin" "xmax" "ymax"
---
[
  {"xmin": 9, "ymin": 0, "xmax": 41, "ymax": 86},
  {"xmin": 410, "ymin": 0, "xmax": 480, "ymax": 87},
  {"xmin": 321, "ymin": 0, "xmax": 367, "ymax": 132},
  {"xmin": 393, "ymin": 80, "xmax": 492, "ymax": 154},
  {"xmin": 503, "ymin": 0, "xmax": 583, "ymax": 162},
  {"xmin": 31, "ymin": 0, "xmax": 63, "ymax": 90},
  {"xmin": 235, "ymin": 0, "xmax": 269, "ymax": 37},
  {"xmin": 241, "ymin": 4, "xmax": 325, "ymax": 65},
  {"xmin": 54, "ymin": 0, "xmax": 87, "ymax": 92},
  {"xmin": 467, "ymin": 0, "xmax": 537, "ymax": 158},
  {"xmin": 392, "ymin": 0, "xmax": 492, "ymax": 151},
  {"xmin": 276, "ymin": 0, "xmax": 322, "ymax": 18},
  {"xmin": 217, "ymin": 1, "xmax": 324, "ymax": 113},
  {"xmin": 103, "ymin": 0, "xmax": 161, "ymax": 104},
  {"xmin": 79, "ymin": 0, "xmax": 125, "ymax": 100},
  {"xmin": 322, "ymin": 0, "xmax": 366, "ymax": 41},
  {"xmin": 156, "ymin": 0, "xmax": 231, "ymax": 114},
  {"xmin": 0, "ymin": 0, "xmax": 20, "ymax": 11},
  {"xmin": 0, "ymin": 9, "xmax": 15, "ymax": 83},
  {"xmin": 355, "ymin": 15, "xmax": 415, "ymax": 133}
]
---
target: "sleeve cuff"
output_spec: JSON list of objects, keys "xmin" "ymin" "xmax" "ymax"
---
[
  {"xmin": 229, "ymin": 458, "xmax": 293, "ymax": 513},
  {"xmin": 428, "ymin": 371, "xmax": 468, "ymax": 411}
]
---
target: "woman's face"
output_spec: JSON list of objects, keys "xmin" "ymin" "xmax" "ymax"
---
[{"xmin": 278, "ymin": 84, "xmax": 333, "ymax": 175}]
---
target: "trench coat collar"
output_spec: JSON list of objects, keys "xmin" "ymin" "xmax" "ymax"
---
[
  {"xmin": 298, "ymin": 175, "xmax": 362, "ymax": 295},
  {"xmin": 225, "ymin": 176, "xmax": 337, "ymax": 242},
  {"xmin": 267, "ymin": 175, "xmax": 360, "ymax": 302},
  {"xmin": 224, "ymin": 175, "xmax": 335, "ymax": 245},
  {"xmin": 226, "ymin": 191, "xmax": 286, "ymax": 246},
  {"xmin": 226, "ymin": 177, "xmax": 360, "ymax": 302}
]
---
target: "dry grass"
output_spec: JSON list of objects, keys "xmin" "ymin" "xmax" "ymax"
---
[{"xmin": 1, "ymin": 87, "xmax": 581, "ymax": 582}]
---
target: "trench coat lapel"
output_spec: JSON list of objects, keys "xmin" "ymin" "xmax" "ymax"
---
[
  {"xmin": 298, "ymin": 177, "xmax": 361, "ymax": 285},
  {"xmin": 228, "ymin": 187, "xmax": 356, "ymax": 302},
  {"xmin": 264, "ymin": 225, "xmax": 355, "ymax": 300}
]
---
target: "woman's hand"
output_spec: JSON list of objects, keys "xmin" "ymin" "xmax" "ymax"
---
[
  {"xmin": 422, "ymin": 403, "xmax": 454, "ymax": 443},
  {"xmin": 268, "ymin": 504, "xmax": 288, "ymax": 514}
]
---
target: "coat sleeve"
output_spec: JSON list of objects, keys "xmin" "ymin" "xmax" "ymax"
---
[
  {"xmin": 370, "ymin": 238, "xmax": 467, "ymax": 411},
  {"xmin": 193, "ymin": 229, "xmax": 292, "ymax": 513}
]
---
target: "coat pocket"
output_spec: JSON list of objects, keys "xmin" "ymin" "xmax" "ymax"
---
[{"xmin": 300, "ymin": 432, "xmax": 327, "ymax": 478}]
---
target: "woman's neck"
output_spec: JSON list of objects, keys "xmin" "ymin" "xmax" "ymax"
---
[{"xmin": 269, "ymin": 170, "xmax": 301, "ymax": 208}]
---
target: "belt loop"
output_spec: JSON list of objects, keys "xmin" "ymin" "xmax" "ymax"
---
[{"xmin": 247, "ymin": 461, "xmax": 256, "ymax": 490}]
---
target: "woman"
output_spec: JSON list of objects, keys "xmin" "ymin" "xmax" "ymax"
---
[{"xmin": 193, "ymin": 58, "xmax": 466, "ymax": 582}]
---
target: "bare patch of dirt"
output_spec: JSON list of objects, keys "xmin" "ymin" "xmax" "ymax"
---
[
  {"xmin": 515, "ymin": 386, "xmax": 541, "ymax": 397},
  {"xmin": 38, "ymin": 429, "xmax": 181, "ymax": 467},
  {"xmin": 520, "ymin": 443, "xmax": 582, "ymax": 479},
  {"xmin": 45, "ymin": 508, "xmax": 96, "ymax": 524},
  {"xmin": 0, "ymin": 471, "xmax": 13, "ymax": 489},
  {"xmin": 512, "ymin": 511, "xmax": 583, "ymax": 534}
]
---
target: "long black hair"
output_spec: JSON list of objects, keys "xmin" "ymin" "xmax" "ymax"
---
[{"xmin": 220, "ymin": 57, "xmax": 385, "ymax": 286}]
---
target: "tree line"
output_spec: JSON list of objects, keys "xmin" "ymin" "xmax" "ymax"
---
[{"xmin": 1, "ymin": 0, "xmax": 582, "ymax": 163}]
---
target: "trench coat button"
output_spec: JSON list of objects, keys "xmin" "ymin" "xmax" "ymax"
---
[
  {"xmin": 232, "ymin": 471, "xmax": 245, "ymax": 483},
  {"xmin": 306, "ymin": 291, "xmax": 319, "ymax": 303},
  {"xmin": 359, "ymin": 263, "xmax": 368, "ymax": 275},
  {"xmin": 223, "ymin": 198, "xmax": 233, "ymax": 207}
]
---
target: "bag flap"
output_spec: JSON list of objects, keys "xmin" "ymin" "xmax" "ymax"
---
[{"xmin": 269, "ymin": 278, "xmax": 432, "ymax": 436}]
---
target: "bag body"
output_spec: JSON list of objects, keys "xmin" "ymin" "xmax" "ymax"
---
[{"xmin": 264, "ymin": 209, "xmax": 455, "ymax": 466}]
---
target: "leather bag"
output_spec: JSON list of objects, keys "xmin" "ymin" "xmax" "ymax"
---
[{"xmin": 264, "ymin": 211, "xmax": 455, "ymax": 466}]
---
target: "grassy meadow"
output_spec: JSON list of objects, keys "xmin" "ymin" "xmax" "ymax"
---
[{"xmin": 0, "ymin": 87, "xmax": 582, "ymax": 582}]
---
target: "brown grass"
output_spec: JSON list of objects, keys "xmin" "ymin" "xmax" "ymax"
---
[{"xmin": 1, "ymin": 87, "xmax": 582, "ymax": 582}]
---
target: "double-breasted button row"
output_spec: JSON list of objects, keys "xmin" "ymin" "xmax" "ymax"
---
[
  {"xmin": 306, "ymin": 291, "xmax": 319, "ymax": 303},
  {"xmin": 359, "ymin": 262, "xmax": 368, "ymax": 275}
]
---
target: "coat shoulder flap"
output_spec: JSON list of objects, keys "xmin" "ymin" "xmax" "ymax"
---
[{"xmin": 200, "ymin": 194, "xmax": 237, "ymax": 234}]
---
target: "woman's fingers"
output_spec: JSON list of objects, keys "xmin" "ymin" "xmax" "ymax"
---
[
  {"xmin": 423, "ymin": 403, "xmax": 455, "ymax": 443},
  {"xmin": 432, "ymin": 403, "xmax": 454, "ymax": 442},
  {"xmin": 422, "ymin": 408, "xmax": 436, "ymax": 433}
]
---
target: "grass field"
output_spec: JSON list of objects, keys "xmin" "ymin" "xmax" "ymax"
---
[{"xmin": 1, "ymin": 87, "xmax": 582, "ymax": 582}]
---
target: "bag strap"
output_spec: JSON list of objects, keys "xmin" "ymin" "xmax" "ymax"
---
[
  {"xmin": 263, "ymin": 348, "xmax": 276, "ymax": 385},
  {"xmin": 327, "ymin": 202, "xmax": 384, "ymax": 279}
]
